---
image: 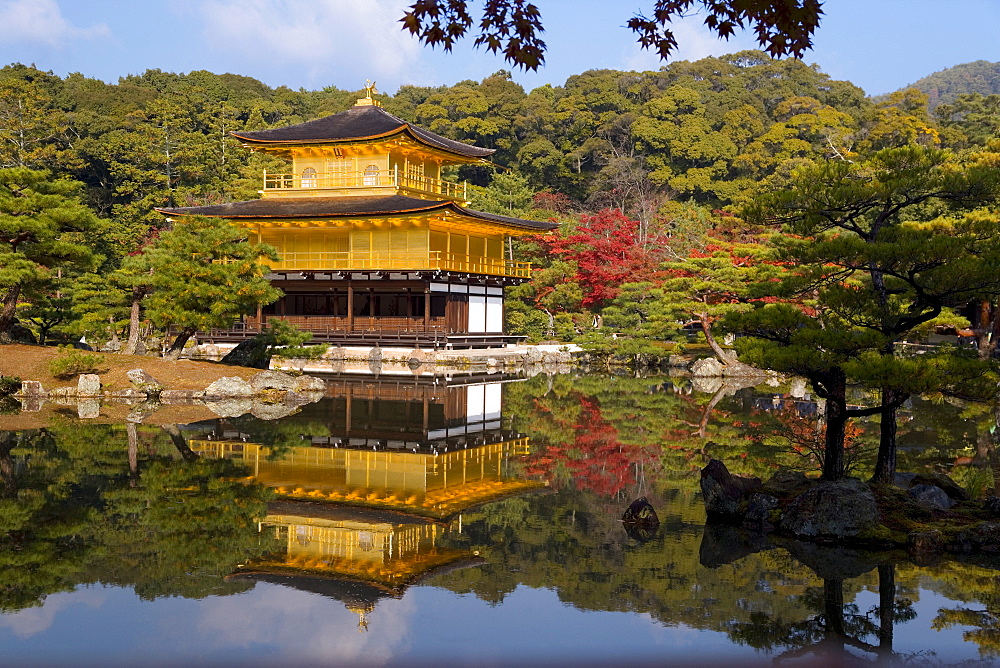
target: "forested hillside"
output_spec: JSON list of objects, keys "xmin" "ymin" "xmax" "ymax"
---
[
  {"xmin": 1, "ymin": 52, "xmax": 997, "ymax": 349},
  {"xmin": 900, "ymin": 59, "xmax": 1000, "ymax": 111}
]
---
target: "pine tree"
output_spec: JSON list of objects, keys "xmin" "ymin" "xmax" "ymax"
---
[
  {"xmin": 143, "ymin": 216, "xmax": 280, "ymax": 357},
  {"xmin": 0, "ymin": 168, "xmax": 101, "ymax": 342},
  {"xmin": 731, "ymin": 147, "xmax": 1000, "ymax": 481}
]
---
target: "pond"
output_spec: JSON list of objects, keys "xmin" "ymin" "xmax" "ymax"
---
[{"xmin": 0, "ymin": 371, "xmax": 998, "ymax": 666}]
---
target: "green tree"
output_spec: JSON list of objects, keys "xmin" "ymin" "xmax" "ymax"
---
[
  {"xmin": 0, "ymin": 168, "xmax": 101, "ymax": 342},
  {"xmin": 733, "ymin": 147, "xmax": 1000, "ymax": 481},
  {"xmin": 659, "ymin": 238, "xmax": 783, "ymax": 365},
  {"xmin": 143, "ymin": 216, "xmax": 280, "ymax": 357}
]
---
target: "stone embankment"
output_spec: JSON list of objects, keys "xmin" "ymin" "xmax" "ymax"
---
[
  {"xmin": 15, "ymin": 368, "xmax": 327, "ymax": 420},
  {"xmin": 700, "ymin": 459, "xmax": 1000, "ymax": 555},
  {"xmin": 188, "ymin": 342, "xmax": 580, "ymax": 376}
]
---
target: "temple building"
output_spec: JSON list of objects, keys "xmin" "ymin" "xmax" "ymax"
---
[{"xmin": 157, "ymin": 84, "xmax": 556, "ymax": 349}]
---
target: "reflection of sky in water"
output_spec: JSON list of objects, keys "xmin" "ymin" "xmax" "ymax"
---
[{"xmin": 0, "ymin": 581, "xmax": 986, "ymax": 666}]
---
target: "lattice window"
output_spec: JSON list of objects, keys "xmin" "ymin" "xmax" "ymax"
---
[{"xmin": 326, "ymin": 158, "xmax": 350, "ymax": 186}]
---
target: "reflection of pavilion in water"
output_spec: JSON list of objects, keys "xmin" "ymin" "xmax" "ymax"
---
[
  {"xmin": 191, "ymin": 374, "xmax": 541, "ymax": 519},
  {"xmin": 194, "ymin": 375, "xmax": 542, "ymax": 630}
]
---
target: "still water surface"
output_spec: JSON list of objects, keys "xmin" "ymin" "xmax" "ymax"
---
[{"xmin": 0, "ymin": 372, "xmax": 997, "ymax": 666}]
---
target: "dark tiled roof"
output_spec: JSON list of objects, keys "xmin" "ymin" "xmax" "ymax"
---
[
  {"xmin": 156, "ymin": 196, "xmax": 558, "ymax": 232},
  {"xmin": 231, "ymin": 105, "xmax": 494, "ymax": 159}
]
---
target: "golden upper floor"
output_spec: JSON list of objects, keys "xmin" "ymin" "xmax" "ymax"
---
[{"xmin": 233, "ymin": 95, "xmax": 492, "ymax": 205}]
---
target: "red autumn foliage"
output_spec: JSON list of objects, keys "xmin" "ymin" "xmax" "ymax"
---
[
  {"xmin": 532, "ymin": 191, "xmax": 574, "ymax": 214},
  {"xmin": 538, "ymin": 209, "xmax": 666, "ymax": 308}
]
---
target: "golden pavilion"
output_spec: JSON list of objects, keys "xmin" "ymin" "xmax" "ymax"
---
[{"xmin": 157, "ymin": 84, "xmax": 557, "ymax": 349}]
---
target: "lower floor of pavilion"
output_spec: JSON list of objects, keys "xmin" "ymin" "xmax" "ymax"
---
[{"xmin": 195, "ymin": 269, "xmax": 523, "ymax": 349}]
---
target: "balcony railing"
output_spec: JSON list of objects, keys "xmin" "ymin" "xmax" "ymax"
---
[
  {"xmin": 263, "ymin": 166, "xmax": 468, "ymax": 201},
  {"xmin": 265, "ymin": 250, "xmax": 532, "ymax": 278}
]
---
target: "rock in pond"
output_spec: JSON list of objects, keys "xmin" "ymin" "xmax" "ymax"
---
[
  {"xmin": 249, "ymin": 370, "xmax": 298, "ymax": 393},
  {"xmin": 700, "ymin": 459, "xmax": 763, "ymax": 521},
  {"xmin": 781, "ymin": 478, "xmax": 879, "ymax": 540},
  {"xmin": 77, "ymin": 374, "xmax": 102, "ymax": 397},
  {"xmin": 622, "ymin": 497, "xmax": 659, "ymax": 525},
  {"xmin": 203, "ymin": 376, "xmax": 254, "ymax": 399}
]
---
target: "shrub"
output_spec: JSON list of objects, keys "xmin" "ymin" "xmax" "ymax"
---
[
  {"xmin": 0, "ymin": 375, "xmax": 20, "ymax": 397},
  {"xmin": 48, "ymin": 347, "xmax": 108, "ymax": 380}
]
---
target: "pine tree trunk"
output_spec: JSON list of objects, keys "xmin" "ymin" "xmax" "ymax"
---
[
  {"xmin": 871, "ymin": 388, "xmax": 900, "ymax": 484},
  {"xmin": 819, "ymin": 371, "xmax": 848, "ymax": 481},
  {"xmin": 122, "ymin": 297, "xmax": 143, "ymax": 355},
  {"xmin": 699, "ymin": 315, "xmax": 737, "ymax": 365},
  {"xmin": 0, "ymin": 283, "xmax": 22, "ymax": 343},
  {"xmin": 978, "ymin": 300, "xmax": 1000, "ymax": 360},
  {"xmin": 163, "ymin": 326, "xmax": 196, "ymax": 360}
]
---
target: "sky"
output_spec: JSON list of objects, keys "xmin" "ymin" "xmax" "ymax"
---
[{"xmin": 1, "ymin": 0, "xmax": 999, "ymax": 98}]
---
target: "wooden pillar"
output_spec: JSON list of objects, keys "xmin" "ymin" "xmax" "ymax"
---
[
  {"xmin": 424, "ymin": 285, "xmax": 431, "ymax": 329},
  {"xmin": 347, "ymin": 284, "xmax": 354, "ymax": 331},
  {"xmin": 368, "ymin": 287, "xmax": 375, "ymax": 330}
]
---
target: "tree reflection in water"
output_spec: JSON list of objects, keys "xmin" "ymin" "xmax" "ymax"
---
[
  {"xmin": 0, "ymin": 373, "xmax": 998, "ymax": 661},
  {"xmin": 0, "ymin": 422, "xmax": 275, "ymax": 609}
]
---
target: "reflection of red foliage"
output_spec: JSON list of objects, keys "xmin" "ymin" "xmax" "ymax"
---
[{"xmin": 522, "ymin": 396, "xmax": 657, "ymax": 497}]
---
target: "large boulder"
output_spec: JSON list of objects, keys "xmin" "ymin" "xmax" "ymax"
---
[
  {"xmin": 781, "ymin": 478, "xmax": 879, "ymax": 539},
  {"xmin": 910, "ymin": 472, "xmax": 969, "ymax": 502},
  {"xmin": 691, "ymin": 357, "xmax": 725, "ymax": 378},
  {"xmin": 523, "ymin": 348, "xmax": 544, "ymax": 365},
  {"xmin": 220, "ymin": 336, "xmax": 273, "ymax": 369},
  {"xmin": 19, "ymin": 381, "xmax": 44, "ymax": 397},
  {"xmin": 293, "ymin": 375, "xmax": 326, "ymax": 393},
  {"xmin": 77, "ymin": 374, "xmax": 102, "ymax": 397},
  {"xmin": 951, "ymin": 522, "xmax": 1000, "ymax": 554},
  {"xmin": 6, "ymin": 321, "xmax": 36, "ymax": 344},
  {"xmin": 908, "ymin": 484, "xmax": 954, "ymax": 510},
  {"xmin": 763, "ymin": 469, "xmax": 812, "ymax": 499},
  {"xmin": 126, "ymin": 368, "xmax": 163, "ymax": 395},
  {"xmin": 203, "ymin": 376, "xmax": 254, "ymax": 399},
  {"xmin": 249, "ymin": 370, "xmax": 298, "ymax": 393},
  {"xmin": 700, "ymin": 459, "xmax": 763, "ymax": 521},
  {"xmin": 743, "ymin": 493, "xmax": 779, "ymax": 531}
]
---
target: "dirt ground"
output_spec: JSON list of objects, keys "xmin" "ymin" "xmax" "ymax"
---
[{"xmin": 0, "ymin": 343, "xmax": 258, "ymax": 392}]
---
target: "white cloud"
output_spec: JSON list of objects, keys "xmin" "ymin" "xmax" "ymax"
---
[
  {"xmin": 0, "ymin": 0, "xmax": 109, "ymax": 47},
  {"xmin": 185, "ymin": 583, "xmax": 415, "ymax": 663},
  {"xmin": 0, "ymin": 587, "xmax": 107, "ymax": 638},
  {"xmin": 193, "ymin": 0, "xmax": 421, "ymax": 90}
]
